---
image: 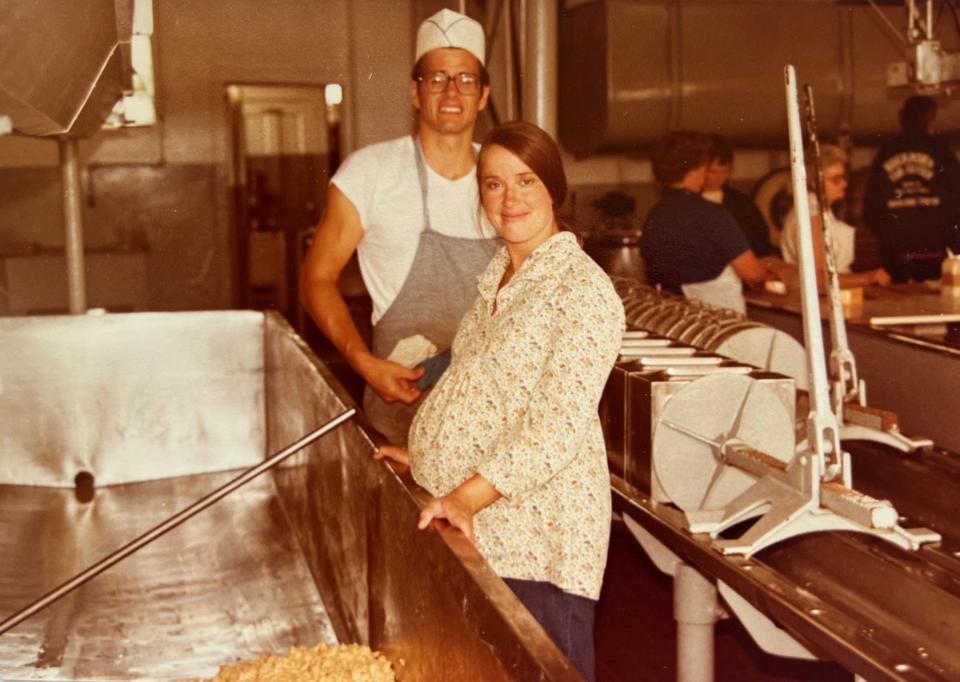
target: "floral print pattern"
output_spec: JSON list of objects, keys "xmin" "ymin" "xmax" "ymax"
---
[{"xmin": 409, "ymin": 232, "xmax": 625, "ymax": 599}]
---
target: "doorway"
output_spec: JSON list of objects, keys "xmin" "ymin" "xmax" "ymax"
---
[{"xmin": 226, "ymin": 83, "xmax": 343, "ymax": 329}]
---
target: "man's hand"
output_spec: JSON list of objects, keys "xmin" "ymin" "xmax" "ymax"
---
[{"xmin": 358, "ymin": 354, "xmax": 425, "ymax": 404}]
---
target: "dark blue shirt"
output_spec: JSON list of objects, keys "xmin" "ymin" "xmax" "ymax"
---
[
  {"xmin": 640, "ymin": 187, "xmax": 751, "ymax": 291},
  {"xmin": 864, "ymin": 132, "xmax": 960, "ymax": 281}
]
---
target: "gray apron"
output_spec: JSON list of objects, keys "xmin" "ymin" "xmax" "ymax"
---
[{"xmin": 362, "ymin": 136, "xmax": 497, "ymax": 443}]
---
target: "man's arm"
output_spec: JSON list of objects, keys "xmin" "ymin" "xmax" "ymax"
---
[{"xmin": 300, "ymin": 185, "xmax": 423, "ymax": 404}]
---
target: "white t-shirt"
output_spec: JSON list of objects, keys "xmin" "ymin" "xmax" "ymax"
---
[
  {"xmin": 782, "ymin": 192, "xmax": 855, "ymax": 274},
  {"xmin": 332, "ymin": 136, "xmax": 495, "ymax": 324}
]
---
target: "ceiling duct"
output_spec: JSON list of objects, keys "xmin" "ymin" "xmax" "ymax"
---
[
  {"xmin": 0, "ymin": 0, "xmax": 132, "ymax": 137},
  {"xmin": 559, "ymin": 0, "xmax": 960, "ymax": 154}
]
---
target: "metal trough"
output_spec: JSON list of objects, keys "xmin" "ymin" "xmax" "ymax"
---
[{"xmin": 0, "ymin": 311, "xmax": 577, "ymax": 680}]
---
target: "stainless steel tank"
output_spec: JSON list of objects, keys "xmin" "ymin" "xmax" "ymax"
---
[{"xmin": 0, "ymin": 311, "xmax": 578, "ymax": 680}]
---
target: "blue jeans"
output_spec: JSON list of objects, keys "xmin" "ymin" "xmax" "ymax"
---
[{"xmin": 504, "ymin": 578, "xmax": 597, "ymax": 681}]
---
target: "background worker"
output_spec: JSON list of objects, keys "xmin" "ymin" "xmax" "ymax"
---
[
  {"xmin": 300, "ymin": 9, "xmax": 497, "ymax": 443},
  {"xmin": 702, "ymin": 134, "xmax": 777, "ymax": 258},
  {"xmin": 782, "ymin": 144, "xmax": 891, "ymax": 289},
  {"xmin": 640, "ymin": 131, "xmax": 779, "ymax": 314},
  {"xmin": 864, "ymin": 95, "xmax": 960, "ymax": 281}
]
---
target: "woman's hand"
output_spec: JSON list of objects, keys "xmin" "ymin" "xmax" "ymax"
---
[
  {"xmin": 417, "ymin": 474, "xmax": 503, "ymax": 544},
  {"xmin": 374, "ymin": 444, "xmax": 410, "ymax": 472},
  {"xmin": 418, "ymin": 493, "xmax": 476, "ymax": 542},
  {"xmin": 871, "ymin": 267, "xmax": 892, "ymax": 287}
]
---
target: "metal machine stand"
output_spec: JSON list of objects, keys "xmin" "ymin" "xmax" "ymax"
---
[
  {"xmin": 674, "ymin": 563, "xmax": 721, "ymax": 682},
  {"xmin": 618, "ymin": 65, "xmax": 944, "ymax": 682},
  {"xmin": 645, "ymin": 66, "xmax": 940, "ymax": 557},
  {"xmin": 625, "ymin": 515, "xmax": 817, "ymax": 682},
  {"xmin": 802, "ymin": 82, "xmax": 933, "ymax": 454}
]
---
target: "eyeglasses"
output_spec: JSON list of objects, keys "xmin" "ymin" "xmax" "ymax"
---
[{"xmin": 417, "ymin": 71, "xmax": 482, "ymax": 95}]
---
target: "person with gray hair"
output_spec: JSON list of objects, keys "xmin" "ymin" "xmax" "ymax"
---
[
  {"xmin": 782, "ymin": 143, "xmax": 891, "ymax": 289},
  {"xmin": 300, "ymin": 9, "xmax": 497, "ymax": 443}
]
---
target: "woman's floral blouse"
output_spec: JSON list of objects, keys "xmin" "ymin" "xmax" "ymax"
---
[{"xmin": 409, "ymin": 231, "xmax": 625, "ymax": 599}]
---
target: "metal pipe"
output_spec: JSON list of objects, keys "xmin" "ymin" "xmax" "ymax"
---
[
  {"xmin": 523, "ymin": 0, "xmax": 557, "ymax": 136},
  {"xmin": 502, "ymin": 0, "xmax": 518, "ymax": 121},
  {"xmin": 674, "ymin": 562, "xmax": 719, "ymax": 682},
  {"xmin": 59, "ymin": 137, "xmax": 86, "ymax": 314},
  {"xmin": 0, "ymin": 408, "xmax": 356, "ymax": 637},
  {"xmin": 485, "ymin": 0, "xmax": 517, "ymax": 123}
]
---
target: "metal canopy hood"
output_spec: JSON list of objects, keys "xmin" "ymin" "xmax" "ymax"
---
[
  {"xmin": 559, "ymin": 0, "xmax": 960, "ymax": 154},
  {"xmin": 0, "ymin": 0, "xmax": 131, "ymax": 137}
]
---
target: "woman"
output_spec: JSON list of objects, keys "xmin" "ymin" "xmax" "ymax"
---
[
  {"xmin": 782, "ymin": 145, "xmax": 891, "ymax": 289},
  {"xmin": 377, "ymin": 121, "xmax": 624, "ymax": 680}
]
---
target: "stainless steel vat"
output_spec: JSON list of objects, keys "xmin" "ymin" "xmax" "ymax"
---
[{"xmin": 0, "ymin": 311, "xmax": 578, "ymax": 680}]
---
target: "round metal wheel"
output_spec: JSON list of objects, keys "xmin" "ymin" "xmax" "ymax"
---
[
  {"xmin": 712, "ymin": 326, "xmax": 809, "ymax": 390},
  {"xmin": 664, "ymin": 309, "xmax": 708, "ymax": 340},
  {"xmin": 632, "ymin": 301, "xmax": 670, "ymax": 328},
  {"xmin": 652, "ymin": 374, "xmax": 795, "ymax": 513},
  {"xmin": 676, "ymin": 317, "xmax": 714, "ymax": 345},
  {"xmin": 689, "ymin": 319, "xmax": 750, "ymax": 349},
  {"xmin": 649, "ymin": 303, "xmax": 690, "ymax": 335}
]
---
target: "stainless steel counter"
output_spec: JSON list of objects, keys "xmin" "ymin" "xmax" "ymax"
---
[{"xmin": 746, "ymin": 285, "xmax": 960, "ymax": 452}]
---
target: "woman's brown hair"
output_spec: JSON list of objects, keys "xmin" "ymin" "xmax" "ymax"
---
[{"xmin": 477, "ymin": 120, "xmax": 577, "ymax": 235}]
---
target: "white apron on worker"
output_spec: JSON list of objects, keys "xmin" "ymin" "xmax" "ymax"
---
[
  {"xmin": 681, "ymin": 264, "xmax": 746, "ymax": 314},
  {"xmin": 363, "ymin": 136, "xmax": 496, "ymax": 444}
]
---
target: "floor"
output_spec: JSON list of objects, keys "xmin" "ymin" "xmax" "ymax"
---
[{"xmin": 594, "ymin": 521, "xmax": 851, "ymax": 682}]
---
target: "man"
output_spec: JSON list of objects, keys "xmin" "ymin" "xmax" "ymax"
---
[
  {"xmin": 300, "ymin": 9, "xmax": 495, "ymax": 443},
  {"xmin": 701, "ymin": 135, "xmax": 777, "ymax": 258},
  {"xmin": 640, "ymin": 131, "xmax": 774, "ymax": 314},
  {"xmin": 864, "ymin": 95, "xmax": 960, "ymax": 281}
]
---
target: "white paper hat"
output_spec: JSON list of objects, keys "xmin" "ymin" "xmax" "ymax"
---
[{"xmin": 415, "ymin": 8, "xmax": 485, "ymax": 66}]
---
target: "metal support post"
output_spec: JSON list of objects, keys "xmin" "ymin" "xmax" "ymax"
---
[
  {"xmin": 523, "ymin": 0, "xmax": 557, "ymax": 136},
  {"xmin": 59, "ymin": 137, "xmax": 87, "ymax": 314},
  {"xmin": 674, "ymin": 562, "xmax": 720, "ymax": 682}
]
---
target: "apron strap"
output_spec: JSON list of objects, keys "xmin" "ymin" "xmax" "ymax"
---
[
  {"xmin": 413, "ymin": 134, "xmax": 479, "ymax": 235},
  {"xmin": 413, "ymin": 135, "xmax": 433, "ymax": 234}
]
